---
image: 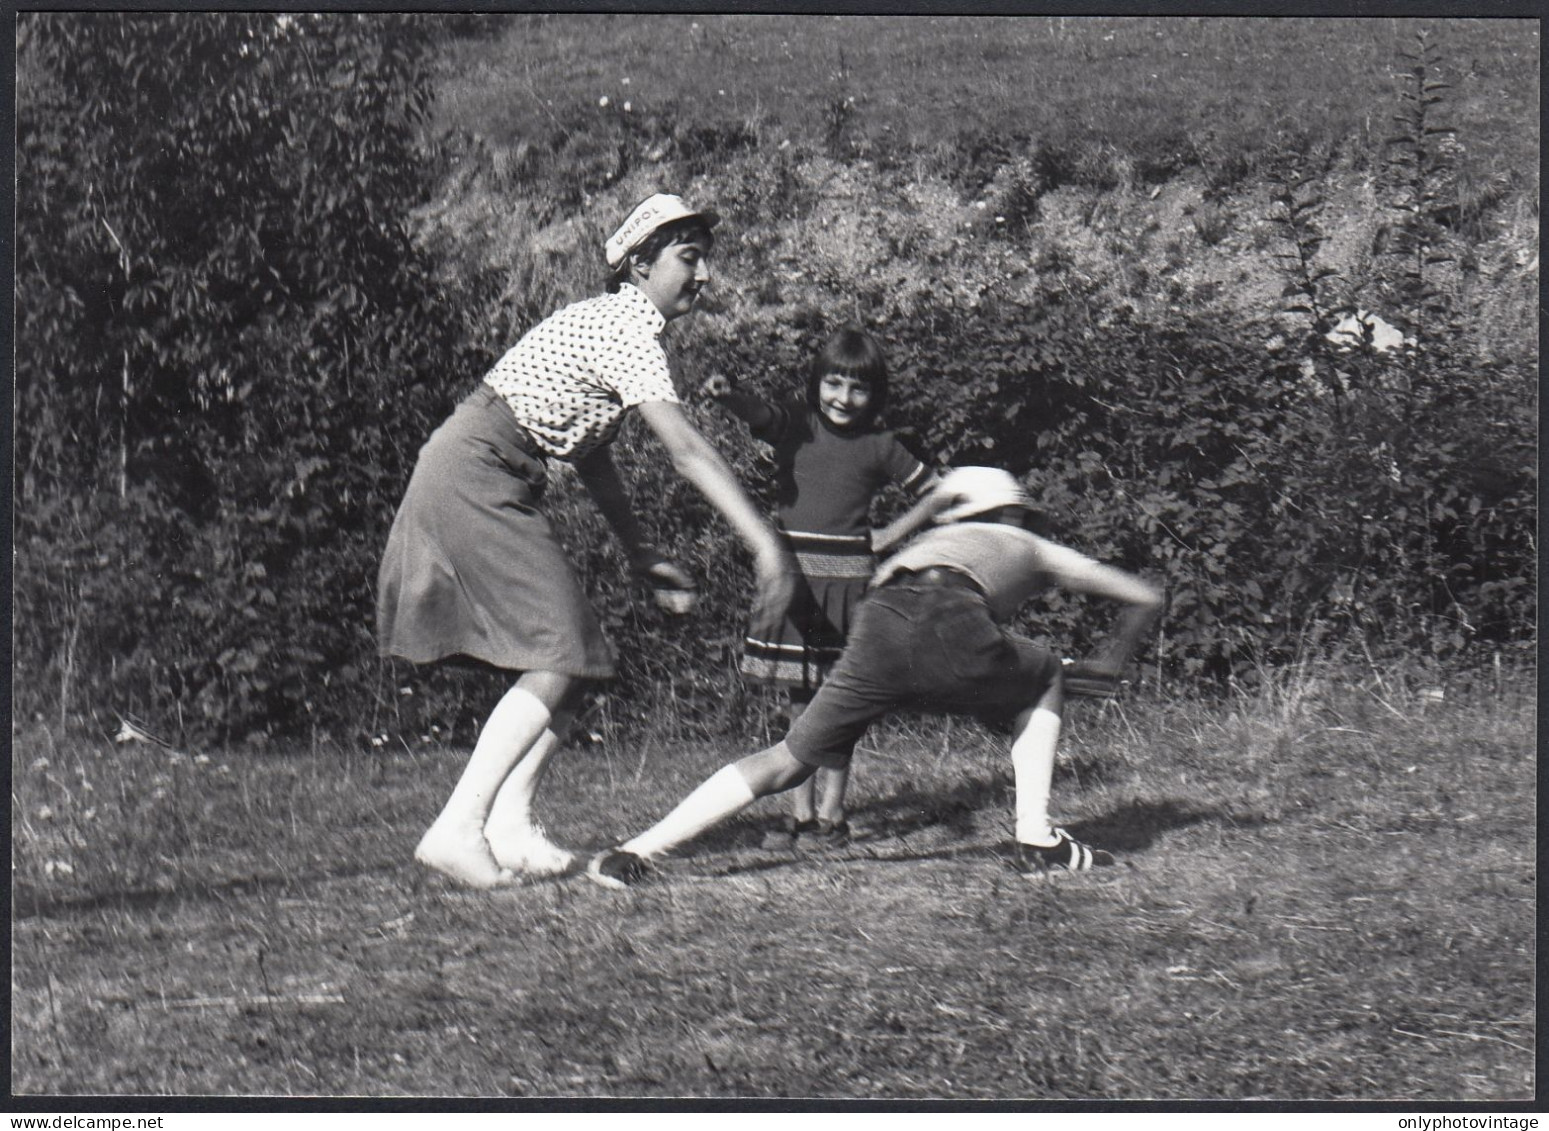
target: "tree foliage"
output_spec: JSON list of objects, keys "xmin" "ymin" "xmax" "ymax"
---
[
  {"xmin": 14, "ymin": 16, "xmax": 1535, "ymax": 746},
  {"xmin": 16, "ymin": 13, "xmax": 492, "ymax": 741}
]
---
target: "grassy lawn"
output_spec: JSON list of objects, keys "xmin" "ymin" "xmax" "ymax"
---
[
  {"xmin": 12, "ymin": 667, "xmax": 1534, "ymax": 1099},
  {"xmin": 11, "ymin": 12, "xmax": 1537, "ymax": 1106},
  {"xmin": 436, "ymin": 15, "xmax": 1538, "ymax": 180}
]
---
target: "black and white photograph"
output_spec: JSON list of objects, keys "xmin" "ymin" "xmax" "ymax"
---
[{"xmin": 11, "ymin": 10, "xmax": 1538, "ymax": 1109}]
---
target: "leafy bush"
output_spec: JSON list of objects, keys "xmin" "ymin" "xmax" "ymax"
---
[
  {"xmin": 14, "ymin": 16, "xmax": 1536, "ymax": 747},
  {"xmin": 588, "ymin": 264, "xmax": 1535, "ymax": 710},
  {"xmin": 15, "ymin": 14, "xmax": 492, "ymax": 742}
]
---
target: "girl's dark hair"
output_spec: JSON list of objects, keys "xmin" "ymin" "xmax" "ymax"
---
[
  {"xmin": 605, "ymin": 216, "xmax": 717, "ymax": 292},
  {"xmin": 807, "ymin": 326, "xmax": 889, "ymax": 423}
]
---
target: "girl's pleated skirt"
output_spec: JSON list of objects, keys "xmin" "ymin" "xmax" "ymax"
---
[
  {"xmin": 740, "ymin": 529, "xmax": 874, "ymax": 693},
  {"xmin": 376, "ymin": 385, "xmax": 616, "ymax": 679}
]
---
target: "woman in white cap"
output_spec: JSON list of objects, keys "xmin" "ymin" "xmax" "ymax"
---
[
  {"xmin": 585, "ymin": 466, "xmax": 1163, "ymax": 888},
  {"xmin": 378, "ymin": 193, "xmax": 797, "ymax": 888}
]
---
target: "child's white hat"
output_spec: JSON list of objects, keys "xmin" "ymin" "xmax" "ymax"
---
[
  {"xmin": 933, "ymin": 466, "xmax": 1031, "ymax": 524},
  {"xmin": 605, "ymin": 193, "xmax": 720, "ymax": 268}
]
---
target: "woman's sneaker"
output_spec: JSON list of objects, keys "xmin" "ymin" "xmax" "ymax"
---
[
  {"xmin": 1012, "ymin": 830, "xmax": 1115, "ymax": 878},
  {"xmin": 586, "ymin": 848, "xmax": 653, "ymax": 889}
]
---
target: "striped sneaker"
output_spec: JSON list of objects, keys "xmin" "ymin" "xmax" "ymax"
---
[
  {"xmin": 1011, "ymin": 830, "xmax": 1115, "ymax": 878},
  {"xmin": 585, "ymin": 848, "xmax": 653, "ymax": 890}
]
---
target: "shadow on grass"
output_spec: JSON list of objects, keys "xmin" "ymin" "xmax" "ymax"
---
[
  {"xmin": 17, "ymin": 793, "xmax": 1226, "ymax": 916},
  {"xmin": 695, "ymin": 841, "xmax": 992, "ymax": 880},
  {"xmin": 729, "ymin": 776, "xmax": 1221, "ymax": 849},
  {"xmin": 12, "ymin": 859, "xmax": 407, "ymax": 922},
  {"xmin": 675, "ymin": 775, "xmax": 1000, "ymax": 858},
  {"xmin": 852, "ymin": 776, "xmax": 998, "ymax": 840},
  {"xmin": 1064, "ymin": 797, "xmax": 1218, "ymax": 852},
  {"xmin": 680, "ymin": 784, "xmax": 1222, "ymax": 880}
]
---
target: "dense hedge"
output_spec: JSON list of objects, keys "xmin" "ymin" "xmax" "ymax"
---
[
  {"xmin": 15, "ymin": 14, "xmax": 495, "ymax": 743},
  {"xmin": 686, "ymin": 293, "xmax": 1536, "ymax": 689},
  {"xmin": 14, "ymin": 16, "xmax": 1536, "ymax": 748}
]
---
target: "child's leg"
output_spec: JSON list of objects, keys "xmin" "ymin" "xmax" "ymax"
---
[
  {"xmin": 1010, "ymin": 678, "xmax": 1065, "ymax": 847},
  {"xmin": 784, "ymin": 693, "xmax": 819, "ymax": 824},
  {"xmin": 1007, "ymin": 670, "xmax": 1113, "ymax": 873},
  {"xmin": 623, "ymin": 741, "xmax": 815, "ymax": 859},
  {"xmin": 815, "ymin": 765, "xmax": 851, "ymax": 826},
  {"xmin": 416, "ymin": 669, "xmax": 574, "ymax": 887}
]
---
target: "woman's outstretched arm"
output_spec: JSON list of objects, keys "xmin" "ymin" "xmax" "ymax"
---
[{"xmin": 636, "ymin": 400, "xmax": 798, "ymax": 626}]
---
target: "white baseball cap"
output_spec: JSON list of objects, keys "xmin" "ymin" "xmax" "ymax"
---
[
  {"xmin": 933, "ymin": 466, "xmax": 1032, "ymax": 524},
  {"xmin": 605, "ymin": 193, "xmax": 720, "ymax": 269}
]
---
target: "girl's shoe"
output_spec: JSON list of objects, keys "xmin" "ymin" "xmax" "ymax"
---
[
  {"xmin": 809, "ymin": 818, "xmax": 851, "ymax": 850},
  {"xmin": 761, "ymin": 816, "xmax": 818, "ymax": 850}
]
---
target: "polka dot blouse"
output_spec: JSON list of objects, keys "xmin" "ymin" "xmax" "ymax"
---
[{"xmin": 482, "ymin": 284, "xmax": 681, "ymax": 461}]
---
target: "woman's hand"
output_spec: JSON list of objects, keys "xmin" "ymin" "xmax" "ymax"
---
[
  {"xmin": 749, "ymin": 544, "xmax": 800, "ymax": 630},
  {"xmin": 633, "ymin": 554, "xmax": 698, "ymax": 616},
  {"xmin": 638, "ymin": 558, "xmax": 695, "ymax": 591},
  {"xmin": 1061, "ymin": 658, "xmax": 1127, "ymax": 700},
  {"xmin": 635, "ymin": 551, "xmax": 697, "ymax": 613}
]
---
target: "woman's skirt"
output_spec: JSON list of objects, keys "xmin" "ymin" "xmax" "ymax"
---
[
  {"xmin": 376, "ymin": 385, "xmax": 616, "ymax": 679},
  {"xmin": 740, "ymin": 530, "xmax": 874, "ymax": 693}
]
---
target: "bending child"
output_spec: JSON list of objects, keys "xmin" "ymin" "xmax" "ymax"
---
[
  {"xmin": 587, "ymin": 466, "xmax": 1163, "ymax": 887},
  {"xmin": 701, "ymin": 327, "xmax": 937, "ymax": 850}
]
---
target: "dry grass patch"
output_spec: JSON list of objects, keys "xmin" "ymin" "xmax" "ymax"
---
[{"xmin": 12, "ymin": 666, "xmax": 1534, "ymax": 1099}]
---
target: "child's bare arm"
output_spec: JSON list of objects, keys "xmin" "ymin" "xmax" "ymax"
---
[
  {"xmin": 700, "ymin": 373, "xmax": 776, "ymax": 430},
  {"xmin": 871, "ymin": 488, "xmax": 953, "ymax": 556},
  {"xmin": 871, "ymin": 471, "xmax": 942, "ymax": 555},
  {"xmin": 1033, "ymin": 536, "xmax": 1163, "ymax": 671}
]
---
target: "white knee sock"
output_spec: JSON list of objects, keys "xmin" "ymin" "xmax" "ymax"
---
[
  {"xmin": 485, "ymin": 727, "xmax": 562, "ymax": 836},
  {"xmin": 1012, "ymin": 706, "xmax": 1063, "ymax": 846},
  {"xmin": 437, "ymin": 687, "xmax": 552, "ymax": 828},
  {"xmin": 621, "ymin": 765, "xmax": 757, "ymax": 859}
]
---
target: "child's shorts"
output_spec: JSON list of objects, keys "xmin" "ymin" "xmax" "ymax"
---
[{"xmin": 784, "ymin": 569, "xmax": 1061, "ymax": 770}]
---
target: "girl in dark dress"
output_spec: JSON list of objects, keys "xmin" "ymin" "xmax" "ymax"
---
[{"xmin": 701, "ymin": 328, "xmax": 937, "ymax": 847}]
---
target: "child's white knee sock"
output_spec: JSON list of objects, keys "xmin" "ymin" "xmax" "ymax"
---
[
  {"xmin": 622, "ymin": 764, "xmax": 756, "ymax": 859},
  {"xmin": 1012, "ymin": 706, "xmax": 1063, "ymax": 847}
]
